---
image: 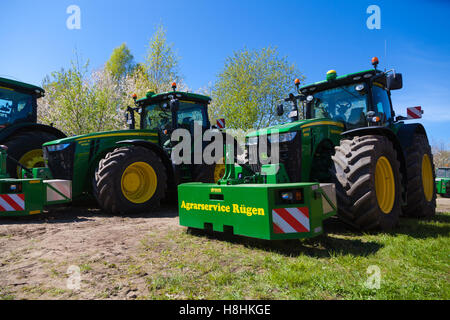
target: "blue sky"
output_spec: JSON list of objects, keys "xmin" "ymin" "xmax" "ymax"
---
[{"xmin": 0, "ymin": 0, "xmax": 449, "ymax": 143}]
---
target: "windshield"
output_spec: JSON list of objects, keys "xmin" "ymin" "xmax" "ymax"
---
[
  {"xmin": 437, "ymin": 168, "xmax": 450, "ymax": 178},
  {"xmin": 0, "ymin": 87, "xmax": 34, "ymax": 126},
  {"xmin": 142, "ymin": 102, "xmax": 172, "ymax": 131},
  {"xmin": 142, "ymin": 100, "xmax": 207, "ymax": 131},
  {"xmin": 310, "ymin": 83, "xmax": 367, "ymax": 129}
]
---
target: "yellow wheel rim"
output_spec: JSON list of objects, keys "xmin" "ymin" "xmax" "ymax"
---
[
  {"xmin": 18, "ymin": 149, "xmax": 45, "ymax": 177},
  {"xmin": 375, "ymin": 156, "xmax": 396, "ymax": 214},
  {"xmin": 120, "ymin": 162, "xmax": 157, "ymax": 204},
  {"xmin": 213, "ymin": 157, "xmax": 226, "ymax": 183},
  {"xmin": 422, "ymin": 154, "xmax": 433, "ymax": 202},
  {"xmin": 214, "ymin": 164, "xmax": 226, "ymax": 183}
]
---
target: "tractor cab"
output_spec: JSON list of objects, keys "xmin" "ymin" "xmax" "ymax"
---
[
  {"xmin": 280, "ymin": 57, "xmax": 403, "ymax": 131},
  {"xmin": 0, "ymin": 77, "xmax": 44, "ymax": 128},
  {"xmin": 436, "ymin": 168, "xmax": 450, "ymax": 179},
  {"xmin": 133, "ymin": 83, "xmax": 212, "ymax": 146},
  {"xmin": 436, "ymin": 167, "xmax": 450, "ymax": 197}
]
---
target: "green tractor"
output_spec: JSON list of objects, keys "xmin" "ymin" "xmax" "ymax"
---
[
  {"xmin": 436, "ymin": 167, "xmax": 450, "ymax": 197},
  {"xmin": 41, "ymin": 84, "xmax": 228, "ymax": 215},
  {"xmin": 0, "ymin": 77, "xmax": 66, "ymax": 177},
  {"xmin": 178, "ymin": 57, "xmax": 436, "ymax": 237}
]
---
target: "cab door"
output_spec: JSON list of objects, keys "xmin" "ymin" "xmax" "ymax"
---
[{"xmin": 371, "ymin": 83, "xmax": 393, "ymax": 125}]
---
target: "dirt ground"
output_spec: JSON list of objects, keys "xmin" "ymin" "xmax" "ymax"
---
[
  {"xmin": 0, "ymin": 204, "xmax": 181, "ymax": 299},
  {"xmin": 437, "ymin": 197, "xmax": 450, "ymax": 212},
  {"xmin": 0, "ymin": 198, "xmax": 449, "ymax": 300}
]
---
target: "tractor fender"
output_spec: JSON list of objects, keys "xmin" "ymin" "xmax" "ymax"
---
[
  {"xmin": 0, "ymin": 123, "xmax": 66, "ymax": 143},
  {"xmin": 395, "ymin": 123, "xmax": 428, "ymax": 148},
  {"xmin": 116, "ymin": 139, "xmax": 176, "ymax": 189},
  {"xmin": 341, "ymin": 126, "xmax": 408, "ymax": 203}
]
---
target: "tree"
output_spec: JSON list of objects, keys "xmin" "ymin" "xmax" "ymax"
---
[
  {"xmin": 38, "ymin": 53, "xmax": 124, "ymax": 136},
  {"xmin": 38, "ymin": 25, "xmax": 185, "ymax": 135},
  {"xmin": 105, "ymin": 43, "xmax": 135, "ymax": 79},
  {"xmin": 432, "ymin": 140, "xmax": 450, "ymax": 168},
  {"xmin": 120, "ymin": 24, "xmax": 185, "ymax": 108},
  {"xmin": 211, "ymin": 46, "xmax": 303, "ymax": 130},
  {"xmin": 144, "ymin": 24, "xmax": 181, "ymax": 93}
]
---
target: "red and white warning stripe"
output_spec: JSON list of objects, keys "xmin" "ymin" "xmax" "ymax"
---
[
  {"xmin": 272, "ymin": 207, "xmax": 310, "ymax": 234},
  {"xmin": 216, "ymin": 118, "xmax": 225, "ymax": 129},
  {"xmin": 0, "ymin": 194, "xmax": 25, "ymax": 211},
  {"xmin": 407, "ymin": 106, "xmax": 423, "ymax": 119}
]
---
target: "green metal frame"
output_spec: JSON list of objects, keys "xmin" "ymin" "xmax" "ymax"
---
[{"xmin": 0, "ymin": 149, "xmax": 71, "ymax": 217}]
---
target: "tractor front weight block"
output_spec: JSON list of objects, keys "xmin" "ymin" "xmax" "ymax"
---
[
  {"xmin": 0, "ymin": 178, "xmax": 72, "ymax": 217},
  {"xmin": 178, "ymin": 182, "xmax": 337, "ymax": 240}
]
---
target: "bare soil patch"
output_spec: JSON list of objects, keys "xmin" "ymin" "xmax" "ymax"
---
[
  {"xmin": 437, "ymin": 197, "xmax": 450, "ymax": 213},
  {"xmin": 0, "ymin": 205, "xmax": 180, "ymax": 299}
]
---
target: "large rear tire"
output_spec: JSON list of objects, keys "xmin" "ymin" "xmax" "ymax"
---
[
  {"xmin": 3, "ymin": 131, "xmax": 59, "ymax": 178},
  {"xmin": 93, "ymin": 146, "xmax": 167, "ymax": 215},
  {"xmin": 192, "ymin": 158, "xmax": 226, "ymax": 183},
  {"xmin": 331, "ymin": 135, "xmax": 402, "ymax": 231},
  {"xmin": 403, "ymin": 134, "xmax": 436, "ymax": 218}
]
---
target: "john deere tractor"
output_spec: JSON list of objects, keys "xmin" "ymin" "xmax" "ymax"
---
[
  {"xmin": 178, "ymin": 58, "xmax": 436, "ymax": 237},
  {"xmin": 0, "ymin": 77, "xmax": 66, "ymax": 177},
  {"xmin": 436, "ymin": 167, "xmax": 450, "ymax": 197},
  {"xmin": 41, "ymin": 85, "xmax": 228, "ymax": 215}
]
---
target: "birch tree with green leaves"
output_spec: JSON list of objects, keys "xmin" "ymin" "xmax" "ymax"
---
[
  {"xmin": 38, "ymin": 24, "xmax": 185, "ymax": 135},
  {"xmin": 105, "ymin": 43, "xmax": 135, "ymax": 79},
  {"xmin": 38, "ymin": 56, "xmax": 125, "ymax": 136},
  {"xmin": 122, "ymin": 24, "xmax": 185, "ymax": 105},
  {"xmin": 211, "ymin": 46, "xmax": 303, "ymax": 130},
  {"xmin": 144, "ymin": 24, "xmax": 183, "ymax": 93}
]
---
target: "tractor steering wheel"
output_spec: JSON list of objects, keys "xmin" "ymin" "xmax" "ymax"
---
[{"xmin": 336, "ymin": 100, "xmax": 352, "ymax": 115}]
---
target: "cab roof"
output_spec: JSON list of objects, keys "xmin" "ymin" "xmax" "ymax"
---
[
  {"xmin": 136, "ymin": 90, "xmax": 211, "ymax": 106},
  {"xmin": 299, "ymin": 69, "xmax": 383, "ymax": 94},
  {"xmin": 0, "ymin": 77, "xmax": 45, "ymax": 96}
]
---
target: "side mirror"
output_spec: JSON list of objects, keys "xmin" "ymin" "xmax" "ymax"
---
[
  {"xmin": 276, "ymin": 104, "xmax": 284, "ymax": 116},
  {"xmin": 387, "ymin": 73, "xmax": 403, "ymax": 90},
  {"xmin": 169, "ymin": 98, "xmax": 179, "ymax": 112},
  {"xmin": 125, "ymin": 106, "xmax": 136, "ymax": 130}
]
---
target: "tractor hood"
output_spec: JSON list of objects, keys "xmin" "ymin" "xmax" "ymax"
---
[
  {"xmin": 43, "ymin": 129, "xmax": 159, "ymax": 146},
  {"xmin": 246, "ymin": 118, "xmax": 342, "ymax": 137}
]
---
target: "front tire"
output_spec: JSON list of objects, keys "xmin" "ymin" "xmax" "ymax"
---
[
  {"xmin": 93, "ymin": 146, "xmax": 167, "ymax": 215},
  {"xmin": 331, "ymin": 135, "xmax": 402, "ymax": 231},
  {"xmin": 4, "ymin": 131, "xmax": 59, "ymax": 178},
  {"xmin": 192, "ymin": 158, "xmax": 226, "ymax": 183}
]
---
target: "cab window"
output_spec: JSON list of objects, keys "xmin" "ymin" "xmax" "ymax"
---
[
  {"xmin": 0, "ymin": 88, "xmax": 34, "ymax": 125},
  {"xmin": 176, "ymin": 101, "xmax": 207, "ymax": 130},
  {"xmin": 372, "ymin": 84, "xmax": 392, "ymax": 122},
  {"xmin": 311, "ymin": 83, "xmax": 368, "ymax": 129}
]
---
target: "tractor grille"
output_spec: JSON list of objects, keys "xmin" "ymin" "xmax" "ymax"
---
[
  {"xmin": 246, "ymin": 133, "xmax": 302, "ymax": 182},
  {"xmin": 43, "ymin": 143, "xmax": 75, "ymax": 180}
]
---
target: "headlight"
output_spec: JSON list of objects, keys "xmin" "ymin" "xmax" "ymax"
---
[
  {"xmin": 246, "ymin": 136, "xmax": 258, "ymax": 145},
  {"xmin": 46, "ymin": 143, "xmax": 71, "ymax": 152},
  {"xmin": 268, "ymin": 132, "xmax": 297, "ymax": 143}
]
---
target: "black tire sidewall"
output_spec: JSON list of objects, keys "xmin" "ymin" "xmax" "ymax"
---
[
  {"xmin": 4, "ymin": 131, "xmax": 58, "ymax": 178},
  {"xmin": 403, "ymin": 134, "xmax": 436, "ymax": 217},
  {"xmin": 332, "ymin": 135, "xmax": 402, "ymax": 230},
  {"xmin": 94, "ymin": 146, "xmax": 167, "ymax": 214}
]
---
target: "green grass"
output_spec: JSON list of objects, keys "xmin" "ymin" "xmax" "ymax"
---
[{"xmin": 140, "ymin": 212, "xmax": 450, "ymax": 300}]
